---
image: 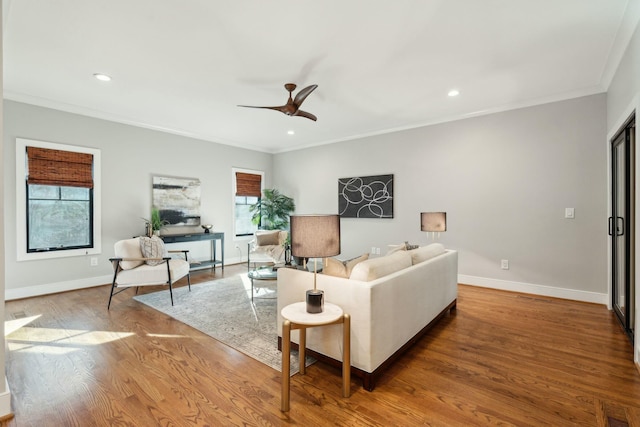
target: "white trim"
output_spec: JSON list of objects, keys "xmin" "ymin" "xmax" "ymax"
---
[
  {"xmin": 458, "ymin": 274, "xmax": 607, "ymax": 305},
  {"xmin": 15, "ymin": 138, "xmax": 102, "ymax": 261},
  {"xmin": 5, "ymin": 274, "xmax": 112, "ymax": 301},
  {"xmin": 0, "ymin": 378, "xmax": 11, "ymax": 420}
]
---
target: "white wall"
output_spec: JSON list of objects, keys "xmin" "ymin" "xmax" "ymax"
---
[
  {"xmin": 3, "ymin": 100, "xmax": 272, "ymax": 299},
  {"xmin": 606, "ymin": 16, "xmax": 640, "ymax": 364},
  {"xmin": 274, "ymin": 94, "xmax": 608, "ymax": 303}
]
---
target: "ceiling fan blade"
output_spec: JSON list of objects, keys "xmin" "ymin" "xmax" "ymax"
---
[
  {"xmin": 238, "ymin": 104, "xmax": 287, "ymax": 113},
  {"xmin": 293, "ymin": 84, "xmax": 318, "ymax": 108},
  {"xmin": 293, "ymin": 109, "xmax": 317, "ymax": 121}
]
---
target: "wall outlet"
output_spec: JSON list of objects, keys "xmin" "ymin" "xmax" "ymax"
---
[
  {"xmin": 234, "ymin": 244, "xmax": 240, "ymax": 250},
  {"xmin": 90, "ymin": 257, "xmax": 98, "ymax": 267},
  {"xmin": 375, "ymin": 247, "xmax": 381, "ymax": 255},
  {"xmin": 371, "ymin": 246, "xmax": 376, "ymax": 254},
  {"xmin": 501, "ymin": 259, "xmax": 509, "ymax": 270},
  {"xmin": 565, "ymin": 207, "xmax": 575, "ymax": 219}
]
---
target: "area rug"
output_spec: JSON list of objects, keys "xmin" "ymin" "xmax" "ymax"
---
[{"xmin": 133, "ymin": 274, "xmax": 312, "ymax": 375}]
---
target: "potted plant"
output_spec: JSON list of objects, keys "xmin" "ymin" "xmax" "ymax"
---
[
  {"xmin": 142, "ymin": 207, "xmax": 169, "ymax": 236},
  {"xmin": 249, "ymin": 188, "xmax": 295, "ymax": 230}
]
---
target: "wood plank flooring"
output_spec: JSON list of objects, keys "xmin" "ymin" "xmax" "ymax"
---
[{"xmin": 2, "ymin": 264, "xmax": 640, "ymax": 426}]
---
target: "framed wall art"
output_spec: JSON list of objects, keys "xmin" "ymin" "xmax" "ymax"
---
[
  {"xmin": 152, "ymin": 175, "xmax": 201, "ymax": 226},
  {"xmin": 338, "ymin": 174, "xmax": 394, "ymax": 218}
]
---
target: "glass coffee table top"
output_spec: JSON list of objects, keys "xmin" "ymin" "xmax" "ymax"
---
[{"xmin": 247, "ymin": 267, "xmax": 278, "ymax": 280}]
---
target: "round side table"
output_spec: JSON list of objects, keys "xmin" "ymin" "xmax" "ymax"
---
[{"xmin": 280, "ymin": 301, "xmax": 350, "ymax": 412}]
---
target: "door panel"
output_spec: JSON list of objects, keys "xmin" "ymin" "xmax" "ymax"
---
[{"xmin": 611, "ymin": 115, "xmax": 635, "ymax": 343}]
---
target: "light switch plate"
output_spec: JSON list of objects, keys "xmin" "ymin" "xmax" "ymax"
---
[{"xmin": 565, "ymin": 208, "xmax": 575, "ymax": 219}]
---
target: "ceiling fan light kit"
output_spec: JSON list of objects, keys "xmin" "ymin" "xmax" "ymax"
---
[{"xmin": 239, "ymin": 83, "xmax": 319, "ymax": 121}]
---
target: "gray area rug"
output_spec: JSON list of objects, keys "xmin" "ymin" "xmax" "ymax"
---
[{"xmin": 133, "ymin": 274, "xmax": 311, "ymax": 375}]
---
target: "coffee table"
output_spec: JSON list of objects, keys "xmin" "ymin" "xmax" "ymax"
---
[{"xmin": 247, "ymin": 267, "xmax": 278, "ymax": 302}]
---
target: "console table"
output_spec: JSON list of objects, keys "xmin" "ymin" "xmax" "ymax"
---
[{"xmin": 161, "ymin": 232, "xmax": 224, "ymax": 271}]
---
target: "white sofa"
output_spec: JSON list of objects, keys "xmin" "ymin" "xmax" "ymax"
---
[{"xmin": 277, "ymin": 244, "xmax": 458, "ymax": 391}]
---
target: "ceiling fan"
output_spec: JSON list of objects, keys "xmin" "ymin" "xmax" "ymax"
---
[{"xmin": 238, "ymin": 83, "xmax": 318, "ymax": 121}]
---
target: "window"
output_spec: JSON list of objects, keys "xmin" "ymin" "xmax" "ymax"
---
[
  {"xmin": 27, "ymin": 185, "xmax": 92, "ymax": 251},
  {"xmin": 16, "ymin": 138, "xmax": 101, "ymax": 261},
  {"xmin": 233, "ymin": 169, "xmax": 263, "ymax": 237}
]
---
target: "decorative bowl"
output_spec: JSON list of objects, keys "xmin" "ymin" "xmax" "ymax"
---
[{"xmin": 201, "ymin": 224, "xmax": 213, "ymax": 231}]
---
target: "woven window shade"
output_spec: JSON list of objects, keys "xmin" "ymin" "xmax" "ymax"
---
[
  {"xmin": 27, "ymin": 147, "xmax": 94, "ymax": 188},
  {"xmin": 236, "ymin": 172, "xmax": 262, "ymax": 197}
]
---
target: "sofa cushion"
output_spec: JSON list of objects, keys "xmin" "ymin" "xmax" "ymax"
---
[
  {"xmin": 323, "ymin": 253, "xmax": 369, "ymax": 278},
  {"xmin": 256, "ymin": 230, "xmax": 280, "ymax": 246},
  {"xmin": 140, "ymin": 236, "xmax": 166, "ymax": 266},
  {"xmin": 408, "ymin": 243, "xmax": 446, "ymax": 265},
  {"xmin": 115, "ymin": 238, "xmax": 144, "ymax": 270},
  {"xmin": 349, "ymin": 251, "xmax": 412, "ymax": 281}
]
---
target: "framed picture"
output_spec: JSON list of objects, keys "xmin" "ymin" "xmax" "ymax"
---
[
  {"xmin": 152, "ymin": 176, "xmax": 201, "ymax": 226},
  {"xmin": 338, "ymin": 174, "xmax": 394, "ymax": 218}
]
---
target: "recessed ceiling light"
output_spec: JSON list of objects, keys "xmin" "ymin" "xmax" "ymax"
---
[
  {"xmin": 287, "ymin": 130, "xmax": 295, "ymax": 135},
  {"xmin": 448, "ymin": 89, "xmax": 460, "ymax": 97},
  {"xmin": 93, "ymin": 73, "xmax": 111, "ymax": 82}
]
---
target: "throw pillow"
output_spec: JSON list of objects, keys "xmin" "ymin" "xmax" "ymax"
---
[
  {"xmin": 386, "ymin": 242, "xmax": 407, "ymax": 255},
  {"xmin": 323, "ymin": 253, "xmax": 369, "ymax": 278},
  {"xmin": 256, "ymin": 230, "xmax": 280, "ymax": 246},
  {"xmin": 404, "ymin": 241, "xmax": 420, "ymax": 250},
  {"xmin": 140, "ymin": 235, "xmax": 166, "ymax": 266}
]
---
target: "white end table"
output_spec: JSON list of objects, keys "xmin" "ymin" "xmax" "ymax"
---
[{"xmin": 280, "ymin": 302, "xmax": 350, "ymax": 412}]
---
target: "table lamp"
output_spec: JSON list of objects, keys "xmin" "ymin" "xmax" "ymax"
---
[
  {"xmin": 290, "ymin": 214, "xmax": 341, "ymax": 313},
  {"xmin": 421, "ymin": 212, "xmax": 447, "ymax": 240}
]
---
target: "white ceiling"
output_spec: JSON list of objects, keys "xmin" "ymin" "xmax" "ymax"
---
[{"xmin": 3, "ymin": 1, "xmax": 639, "ymax": 153}]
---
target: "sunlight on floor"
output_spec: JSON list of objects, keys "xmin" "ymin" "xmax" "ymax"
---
[
  {"xmin": 5, "ymin": 320, "xmax": 135, "ymax": 354},
  {"xmin": 146, "ymin": 333, "xmax": 187, "ymax": 338},
  {"xmin": 5, "ymin": 314, "xmax": 41, "ymax": 336}
]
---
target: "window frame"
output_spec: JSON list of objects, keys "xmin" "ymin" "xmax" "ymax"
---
[
  {"xmin": 232, "ymin": 167, "xmax": 264, "ymax": 241},
  {"xmin": 16, "ymin": 138, "xmax": 102, "ymax": 261}
]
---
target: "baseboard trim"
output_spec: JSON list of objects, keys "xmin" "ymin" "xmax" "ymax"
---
[
  {"xmin": 458, "ymin": 274, "xmax": 607, "ymax": 305},
  {"xmin": 5, "ymin": 274, "xmax": 112, "ymax": 301},
  {"xmin": 5, "ymin": 259, "xmax": 246, "ymax": 301}
]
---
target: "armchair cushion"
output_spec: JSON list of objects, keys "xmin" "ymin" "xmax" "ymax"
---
[
  {"xmin": 114, "ymin": 259, "xmax": 190, "ymax": 287},
  {"xmin": 114, "ymin": 238, "xmax": 144, "ymax": 270},
  {"xmin": 140, "ymin": 236, "xmax": 166, "ymax": 266}
]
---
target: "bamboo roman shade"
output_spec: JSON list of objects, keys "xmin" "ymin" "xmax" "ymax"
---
[
  {"xmin": 26, "ymin": 146, "xmax": 94, "ymax": 188},
  {"xmin": 235, "ymin": 172, "xmax": 261, "ymax": 197}
]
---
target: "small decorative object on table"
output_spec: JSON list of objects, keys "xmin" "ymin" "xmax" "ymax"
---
[{"xmin": 201, "ymin": 224, "xmax": 213, "ymax": 234}]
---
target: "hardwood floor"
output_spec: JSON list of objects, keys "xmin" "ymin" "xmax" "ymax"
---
[{"xmin": 3, "ymin": 264, "xmax": 640, "ymax": 426}]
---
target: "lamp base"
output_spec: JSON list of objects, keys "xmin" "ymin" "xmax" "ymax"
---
[{"xmin": 306, "ymin": 289, "xmax": 324, "ymax": 313}]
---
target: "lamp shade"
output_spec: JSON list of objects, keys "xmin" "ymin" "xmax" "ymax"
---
[
  {"xmin": 290, "ymin": 214, "xmax": 341, "ymax": 258},
  {"xmin": 421, "ymin": 212, "xmax": 447, "ymax": 232}
]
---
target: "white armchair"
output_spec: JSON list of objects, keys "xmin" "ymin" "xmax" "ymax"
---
[
  {"xmin": 108, "ymin": 236, "xmax": 191, "ymax": 309},
  {"xmin": 247, "ymin": 230, "xmax": 288, "ymax": 269}
]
